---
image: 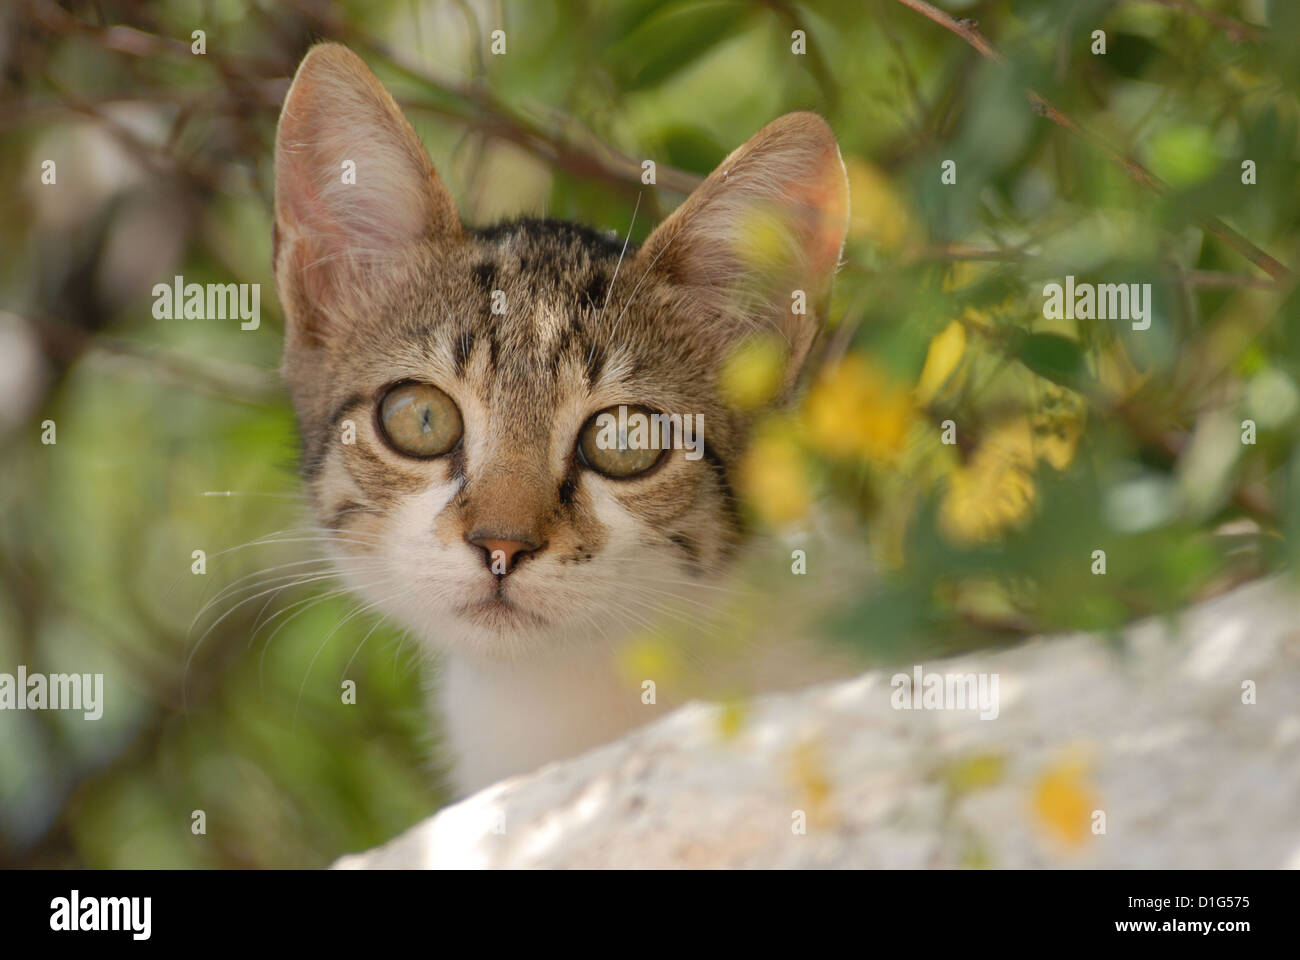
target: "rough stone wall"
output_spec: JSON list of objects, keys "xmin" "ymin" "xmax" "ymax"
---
[{"xmin": 334, "ymin": 577, "xmax": 1300, "ymax": 868}]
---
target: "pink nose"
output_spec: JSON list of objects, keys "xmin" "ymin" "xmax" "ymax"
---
[{"xmin": 466, "ymin": 534, "xmax": 542, "ymax": 575}]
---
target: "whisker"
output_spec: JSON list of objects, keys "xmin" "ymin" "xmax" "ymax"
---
[
  {"xmin": 201, "ymin": 491, "xmax": 308, "ymax": 499},
  {"xmin": 254, "ymin": 580, "xmax": 391, "ymax": 695},
  {"xmin": 165, "ymin": 527, "xmax": 386, "ymax": 607},
  {"xmin": 292, "ymin": 586, "xmax": 405, "ymax": 730},
  {"xmin": 190, "ymin": 557, "xmax": 382, "ymax": 632},
  {"xmin": 182, "ymin": 568, "xmax": 379, "ymax": 710},
  {"xmin": 341, "ymin": 609, "xmax": 391, "ymax": 683},
  {"xmin": 609, "ymin": 218, "xmax": 682, "ymax": 338}
]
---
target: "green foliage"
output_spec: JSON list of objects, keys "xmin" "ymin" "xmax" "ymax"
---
[{"xmin": 1, "ymin": 0, "xmax": 1297, "ymax": 867}]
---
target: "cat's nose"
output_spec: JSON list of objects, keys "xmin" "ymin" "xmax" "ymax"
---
[{"xmin": 466, "ymin": 532, "xmax": 544, "ymax": 575}]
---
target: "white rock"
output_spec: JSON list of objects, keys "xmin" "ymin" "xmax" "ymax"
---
[{"xmin": 333, "ymin": 577, "xmax": 1300, "ymax": 869}]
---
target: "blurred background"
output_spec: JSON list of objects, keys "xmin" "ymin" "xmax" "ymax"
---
[{"xmin": 1, "ymin": 0, "xmax": 1297, "ymax": 867}]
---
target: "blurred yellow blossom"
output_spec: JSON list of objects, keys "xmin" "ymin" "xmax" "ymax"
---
[
  {"xmin": 715, "ymin": 698, "xmax": 749, "ymax": 741},
  {"xmin": 719, "ymin": 334, "xmax": 786, "ymax": 410},
  {"xmin": 845, "ymin": 158, "xmax": 913, "ymax": 252},
  {"xmin": 916, "ymin": 320, "xmax": 967, "ymax": 406},
  {"xmin": 942, "ymin": 262, "xmax": 1019, "ymax": 331},
  {"xmin": 940, "ymin": 419, "xmax": 1037, "ymax": 544},
  {"xmin": 788, "ymin": 737, "xmax": 836, "ymax": 826},
  {"xmin": 1032, "ymin": 755, "xmax": 1099, "ymax": 849},
  {"xmin": 617, "ymin": 631, "xmax": 684, "ymax": 690},
  {"xmin": 1032, "ymin": 384, "xmax": 1087, "ymax": 471},
  {"xmin": 942, "ymin": 261, "xmax": 986, "ymax": 292},
  {"xmin": 942, "ymin": 751, "xmax": 1007, "ymax": 796},
  {"xmin": 803, "ymin": 353, "xmax": 915, "ymax": 463},
  {"xmin": 738, "ymin": 419, "xmax": 811, "ymax": 526},
  {"xmin": 735, "ymin": 204, "xmax": 800, "ymax": 274}
]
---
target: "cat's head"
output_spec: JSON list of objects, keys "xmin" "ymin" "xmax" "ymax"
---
[{"xmin": 272, "ymin": 44, "xmax": 848, "ymax": 661}]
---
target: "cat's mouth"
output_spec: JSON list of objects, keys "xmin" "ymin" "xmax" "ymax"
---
[{"xmin": 456, "ymin": 595, "xmax": 550, "ymax": 629}]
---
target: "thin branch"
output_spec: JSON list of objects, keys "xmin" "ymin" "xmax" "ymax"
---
[
  {"xmin": 1141, "ymin": 0, "xmax": 1262, "ymax": 44},
  {"xmin": 893, "ymin": 0, "xmax": 1004, "ymax": 63},
  {"xmin": 33, "ymin": 314, "xmax": 279, "ymax": 405},
  {"xmin": 891, "ymin": 0, "xmax": 1292, "ymax": 282},
  {"xmin": 287, "ymin": 0, "xmax": 705, "ymax": 196},
  {"xmin": 762, "ymin": 0, "xmax": 841, "ymax": 113},
  {"xmin": 22, "ymin": 0, "xmax": 703, "ymax": 199},
  {"xmin": 1181, "ymin": 269, "xmax": 1282, "ymax": 290}
]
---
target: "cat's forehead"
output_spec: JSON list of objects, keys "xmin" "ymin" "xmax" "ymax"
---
[
  {"xmin": 333, "ymin": 216, "xmax": 719, "ymax": 422},
  {"xmin": 458, "ymin": 218, "xmax": 627, "ymax": 367},
  {"xmin": 470, "ymin": 218, "xmax": 628, "ymax": 274},
  {"xmin": 416, "ymin": 219, "xmax": 708, "ymax": 395}
]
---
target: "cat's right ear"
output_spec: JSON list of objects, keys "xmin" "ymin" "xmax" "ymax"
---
[
  {"xmin": 635, "ymin": 113, "xmax": 849, "ymax": 390},
  {"xmin": 273, "ymin": 43, "xmax": 460, "ymax": 348}
]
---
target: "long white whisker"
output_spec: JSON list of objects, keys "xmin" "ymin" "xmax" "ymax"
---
[
  {"xmin": 182, "ymin": 569, "xmax": 362, "ymax": 711},
  {"xmin": 292, "ymin": 586, "xmax": 406, "ymax": 730}
]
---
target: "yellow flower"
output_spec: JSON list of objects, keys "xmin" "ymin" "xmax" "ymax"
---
[
  {"xmin": 803, "ymin": 354, "xmax": 915, "ymax": 463},
  {"xmin": 916, "ymin": 320, "xmax": 967, "ymax": 406},
  {"xmin": 788, "ymin": 737, "xmax": 836, "ymax": 826},
  {"xmin": 845, "ymin": 158, "xmax": 913, "ymax": 252},
  {"xmin": 738, "ymin": 420, "xmax": 811, "ymax": 526},
  {"xmin": 940, "ymin": 419, "xmax": 1037, "ymax": 545},
  {"xmin": 942, "ymin": 261, "xmax": 986, "ymax": 293},
  {"xmin": 617, "ymin": 632, "xmax": 683, "ymax": 690},
  {"xmin": 943, "ymin": 752, "xmax": 1007, "ymax": 796},
  {"xmin": 1032, "ymin": 756, "xmax": 1099, "ymax": 849},
  {"xmin": 734, "ymin": 205, "xmax": 799, "ymax": 274},
  {"xmin": 942, "ymin": 263, "xmax": 1019, "ymax": 331},
  {"xmin": 719, "ymin": 334, "xmax": 787, "ymax": 410},
  {"xmin": 1032, "ymin": 385, "xmax": 1086, "ymax": 471},
  {"xmin": 715, "ymin": 698, "xmax": 749, "ymax": 741}
]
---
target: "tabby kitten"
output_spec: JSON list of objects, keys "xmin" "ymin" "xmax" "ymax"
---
[{"xmin": 272, "ymin": 44, "xmax": 849, "ymax": 793}]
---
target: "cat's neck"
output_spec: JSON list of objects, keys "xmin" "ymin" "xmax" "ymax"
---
[{"xmin": 435, "ymin": 644, "xmax": 667, "ymax": 796}]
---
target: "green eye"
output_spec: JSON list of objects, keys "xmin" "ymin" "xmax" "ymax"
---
[
  {"xmin": 378, "ymin": 382, "xmax": 463, "ymax": 458},
  {"xmin": 577, "ymin": 405, "xmax": 667, "ymax": 478}
]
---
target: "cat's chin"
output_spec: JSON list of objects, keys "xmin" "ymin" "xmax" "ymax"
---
[
  {"xmin": 389, "ymin": 594, "xmax": 619, "ymax": 662},
  {"xmin": 455, "ymin": 595, "xmax": 551, "ymax": 631}
]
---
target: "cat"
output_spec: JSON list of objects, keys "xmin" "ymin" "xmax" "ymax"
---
[{"xmin": 272, "ymin": 43, "xmax": 850, "ymax": 794}]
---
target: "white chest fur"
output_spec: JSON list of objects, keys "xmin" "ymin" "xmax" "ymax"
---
[{"xmin": 436, "ymin": 647, "xmax": 667, "ymax": 795}]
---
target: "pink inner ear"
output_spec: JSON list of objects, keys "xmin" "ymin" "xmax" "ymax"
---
[
  {"xmin": 794, "ymin": 141, "xmax": 850, "ymax": 277},
  {"xmin": 274, "ymin": 44, "xmax": 463, "ymax": 347},
  {"xmin": 279, "ymin": 134, "xmax": 341, "ymax": 248},
  {"xmin": 279, "ymin": 122, "xmax": 424, "ymax": 258},
  {"xmin": 275, "ymin": 56, "xmax": 445, "ymax": 262},
  {"xmin": 639, "ymin": 114, "xmax": 849, "ymax": 307}
]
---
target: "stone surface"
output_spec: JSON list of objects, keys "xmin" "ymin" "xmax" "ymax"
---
[{"xmin": 333, "ymin": 577, "xmax": 1300, "ymax": 869}]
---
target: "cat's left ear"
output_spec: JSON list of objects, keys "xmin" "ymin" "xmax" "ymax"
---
[{"xmin": 636, "ymin": 112, "xmax": 849, "ymax": 379}]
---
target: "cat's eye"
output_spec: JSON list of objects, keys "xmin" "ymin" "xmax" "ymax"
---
[
  {"xmin": 378, "ymin": 382, "xmax": 463, "ymax": 458},
  {"xmin": 577, "ymin": 405, "xmax": 667, "ymax": 479}
]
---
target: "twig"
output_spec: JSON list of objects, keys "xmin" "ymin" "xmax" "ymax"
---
[
  {"xmin": 1181, "ymin": 270, "xmax": 1282, "ymax": 289},
  {"xmin": 287, "ymin": 0, "xmax": 705, "ymax": 196},
  {"xmin": 1142, "ymin": 0, "xmax": 1261, "ymax": 44},
  {"xmin": 891, "ymin": 0, "xmax": 1292, "ymax": 282},
  {"xmin": 893, "ymin": 0, "xmax": 1004, "ymax": 63},
  {"xmin": 762, "ymin": 0, "xmax": 841, "ymax": 113},
  {"xmin": 21, "ymin": 0, "xmax": 703, "ymax": 199}
]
